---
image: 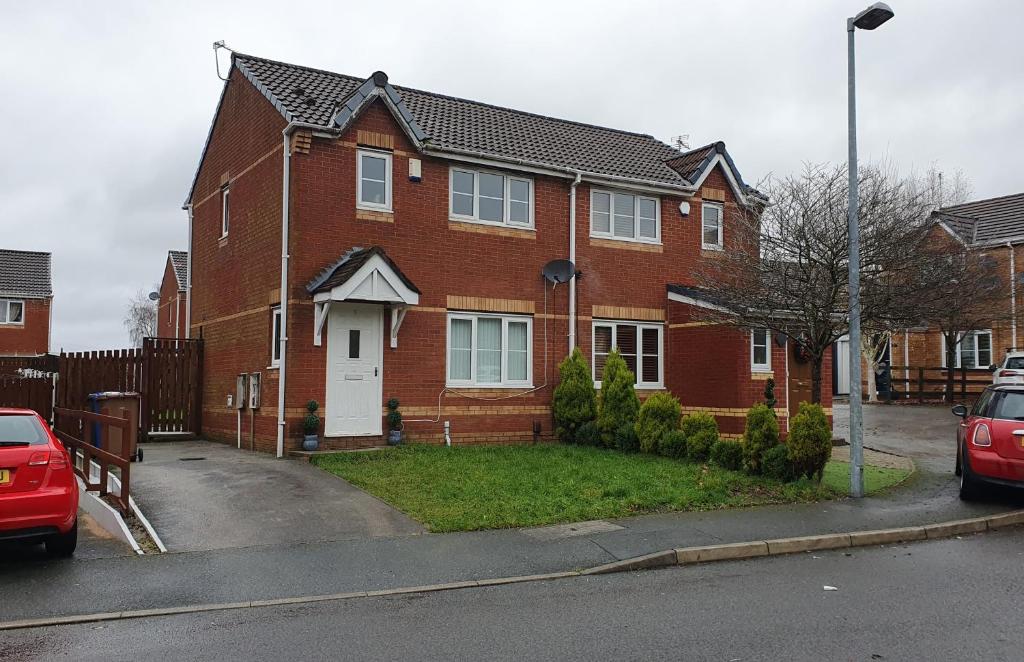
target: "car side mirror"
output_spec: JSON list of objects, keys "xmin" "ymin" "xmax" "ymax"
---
[
  {"xmin": 989, "ymin": 364, "xmax": 998, "ymax": 372},
  {"xmin": 951, "ymin": 404, "xmax": 968, "ymax": 418}
]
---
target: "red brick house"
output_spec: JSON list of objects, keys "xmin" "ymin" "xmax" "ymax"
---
[
  {"xmin": 0, "ymin": 249, "xmax": 53, "ymax": 357},
  {"xmin": 156, "ymin": 250, "xmax": 188, "ymax": 339},
  {"xmin": 183, "ymin": 52, "xmax": 831, "ymax": 456}
]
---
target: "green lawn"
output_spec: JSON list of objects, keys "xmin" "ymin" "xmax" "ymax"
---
[
  {"xmin": 313, "ymin": 444, "xmax": 911, "ymax": 532},
  {"xmin": 822, "ymin": 460, "xmax": 912, "ymax": 494}
]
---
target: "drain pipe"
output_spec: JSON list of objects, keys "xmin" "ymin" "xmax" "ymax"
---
[
  {"xmin": 185, "ymin": 204, "xmax": 193, "ymax": 339},
  {"xmin": 275, "ymin": 130, "xmax": 293, "ymax": 459},
  {"xmin": 1008, "ymin": 242, "xmax": 1017, "ymax": 350},
  {"xmin": 568, "ymin": 172, "xmax": 582, "ymax": 352}
]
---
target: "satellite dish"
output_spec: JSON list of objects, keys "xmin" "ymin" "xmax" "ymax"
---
[
  {"xmin": 542, "ymin": 259, "xmax": 576, "ymax": 284},
  {"xmin": 148, "ymin": 291, "xmax": 160, "ymax": 301}
]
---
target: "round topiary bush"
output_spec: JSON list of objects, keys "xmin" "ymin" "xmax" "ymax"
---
[
  {"xmin": 575, "ymin": 420, "xmax": 600, "ymax": 447},
  {"xmin": 742, "ymin": 403, "xmax": 780, "ymax": 475},
  {"xmin": 614, "ymin": 422, "xmax": 640, "ymax": 453},
  {"xmin": 787, "ymin": 402, "xmax": 832, "ymax": 482},
  {"xmin": 709, "ymin": 439, "xmax": 743, "ymax": 471},
  {"xmin": 597, "ymin": 349, "xmax": 640, "ymax": 448},
  {"xmin": 552, "ymin": 348, "xmax": 598, "ymax": 444},
  {"xmin": 686, "ymin": 429, "xmax": 717, "ymax": 463},
  {"xmin": 658, "ymin": 429, "xmax": 688, "ymax": 459},
  {"xmin": 636, "ymin": 392, "xmax": 681, "ymax": 453},
  {"xmin": 763, "ymin": 444, "xmax": 796, "ymax": 482}
]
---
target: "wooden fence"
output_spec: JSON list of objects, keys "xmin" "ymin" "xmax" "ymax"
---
[
  {"xmin": 0, "ymin": 354, "xmax": 59, "ymax": 377},
  {"xmin": 0, "ymin": 374, "xmax": 55, "ymax": 422},
  {"xmin": 56, "ymin": 338, "xmax": 203, "ymax": 437},
  {"xmin": 53, "ymin": 407, "xmax": 133, "ymax": 515},
  {"xmin": 880, "ymin": 365, "xmax": 991, "ymax": 403}
]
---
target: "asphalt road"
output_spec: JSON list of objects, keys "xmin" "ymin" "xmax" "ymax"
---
[{"xmin": 6, "ymin": 527, "xmax": 1023, "ymax": 661}]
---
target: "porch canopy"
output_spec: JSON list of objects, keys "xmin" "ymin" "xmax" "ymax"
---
[{"xmin": 306, "ymin": 246, "xmax": 421, "ymax": 347}]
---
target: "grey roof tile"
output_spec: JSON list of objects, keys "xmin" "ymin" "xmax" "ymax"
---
[
  {"xmin": 0, "ymin": 249, "xmax": 52, "ymax": 299},
  {"xmin": 935, "ymin": 192, "xmax": 1024, "ymax": 245},
  {"xmin": 307, "ymin": 246, "xmax": 420, "ymax": 295},
  {"xmin": 169, "ymin": 250, "xmax": 188, "ymax": 290}
]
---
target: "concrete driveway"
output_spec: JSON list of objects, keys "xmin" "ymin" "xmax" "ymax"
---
[
  {"xmin": 832, "ymin": 402, "xmax": 958, "ymax": 473},
  {"xmin": 130, "ymin": 441, "xmax": 424, "ymax": 552}
]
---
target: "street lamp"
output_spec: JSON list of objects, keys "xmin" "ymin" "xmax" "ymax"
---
[{"xmin": 847, "ymin": 2, "xmax": 894, "ymax": 498}]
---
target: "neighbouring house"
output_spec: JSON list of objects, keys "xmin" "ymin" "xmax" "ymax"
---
[
  {"xmin": 871, "ymin": 192, "xmax": 1023, "ymax": 394},
  {"xmin": 0, "ymin": 249, "xmax": 53, "ymax": 357},
  {"xmin": 183, "ymin": 52, "xmax": 832, "ymax": 455},
  {"xmin": 157, "ymin": 250, "xmax": 188, "ymax": 339}
]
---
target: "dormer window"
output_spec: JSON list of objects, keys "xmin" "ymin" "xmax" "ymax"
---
[
  {"xmin": 590, "ymin": 190, "xmax": 660, "ymax": 243},
  {"xmin": 357, "ymin": 149, "xmax": 393, "ymax": 211},
  {"xmin": 702, "ymin": 202, "xmax": 723, "ymax": 250}
]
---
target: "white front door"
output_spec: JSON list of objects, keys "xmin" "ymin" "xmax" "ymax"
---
[
  {"xmin": 325, "ymin": 303, "xmax": 383, "ymax": 436},
  {"xmin": 835, "ymin": 336, "xmax": 850, "ymax": 395}
]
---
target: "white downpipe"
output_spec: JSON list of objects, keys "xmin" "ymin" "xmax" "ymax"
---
[
  {"xmin": 237, "ymin": 409, "xmax": 242, "ymax": 449},
  {"xmin": 1009, "ymin": 242, "xmax": 1017, "ymax": 350},
  {"xmin": 185, "ymin": 204, "xmax": 193, "ymax": 339},
  {"xmin": 903, "ymin": 329, "xmax": 910, "ymax": 400},
  {"xmin": 174, "ymin": 293, "xmax": 181, "ymax": 339},
  {"xmin": 276, "ymin": 130, "xmax": 293, "ymax": 459},
  {"xmin": 568, "ymin": 172, "xmax": 582, "ymax": 353}
]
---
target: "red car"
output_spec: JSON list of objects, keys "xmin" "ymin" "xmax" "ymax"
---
[
  {"xmin": 953, "ymin": 385, "xmax": 1024, "ymax": 500},
  {"xmin": 0, "ymin": 408, "xmax": 78, "ymax": 556}
]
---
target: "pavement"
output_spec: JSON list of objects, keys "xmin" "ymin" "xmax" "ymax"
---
[
  {"xmin": 1, "ymin": 403, "xmax": 1021, "ymax": 625},
  {"xmin": 6, "ymin": 525, "xmax": 1023, "ymax": 661},
  {"xmin": 129, "ymin": 440, "xmax": 424, "ymax": 551},
  {"xmin": 0, "ymin": 512, "xmax": 133, "ymax": 562}
]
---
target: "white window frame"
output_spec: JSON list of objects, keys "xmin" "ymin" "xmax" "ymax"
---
[
  {"xmin": 941, "ymin": 330, "xmax": 993, "ymax": 369},
  {"xmin": 751, "ymin": 328, "xmax": 771, "ymax": 372},
  {"xmin": 220, "ymin": 186, "xmax": 230, "ymax": 239},
  {"xmin": 446, "ymin": 312, "xmax": 533, "ymax": 387},
  {"xmin": 270, "ymin": 306, "xmax": 282, "ymax": 367},
  {"xmin": 0, "ymin": 298, "xmax": 25, "ymax": 326},
  {"xmin": 448, "ymin": 167, "xmax": 534, "ymax": 228},
  {"xmin": 591, "ymin": 320, "xmax": 664, "ymax": 389},
  {"xmin": 589, "ymin": 189, "xmax": 661, "ymax": 244},
  {"xmin": 701, "ymin": 202, "xmax": 724, "ymax": 250},
  {"xmin": 357, "ymin": 149, "xmax": 393, "ymax": 212}
]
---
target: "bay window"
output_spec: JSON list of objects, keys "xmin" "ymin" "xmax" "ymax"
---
[
  {"xmin": 592, "ymin": 320, "xmax": 663, "ymax": 387},
  {"xmin": 590, "ymin": 190, "xmax": 660, "ymax": 243},
  {"xmin": 447, "ymin": 313, "xmax": 532, "ymax": 386},
  {"xmin": 449, "ymin": 167, "xmax": 533, "ymax": 227}
]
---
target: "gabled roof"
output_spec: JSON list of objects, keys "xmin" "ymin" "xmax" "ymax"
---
[
  {"xmin": 933, "ymin": 192, "xmax": 1024, "ymax": 246},
  {"xmin": 195, "ymin": 52, "xmax": 757, "ymax": 202},
  {"xmin": 0, "ymin": 249, "xmax": 52, "ymax": 299},
  {"xmin": 306, "ymin": 246, "xmax": 420, "ymax": 296},
  {"xmin": 168, "ymin": 250, "xmax": 188, "ymax": 290}
]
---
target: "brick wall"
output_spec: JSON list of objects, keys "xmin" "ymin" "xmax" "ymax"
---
[
  {"xmin": 156, "ymin": 258, "xmax": 186, "ymax": 339},
  {"xmin": 0, "ymin": 297, "xmax": 50, "ymax": 356}
]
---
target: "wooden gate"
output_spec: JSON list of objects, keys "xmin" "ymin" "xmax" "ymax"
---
[
  {"xmin": 56, "ymin": 338, "xmax": 203, "ymax": 437},
  {"xmin": 0, "ymin": 374, "xmax": 56, "ymax": 422}
]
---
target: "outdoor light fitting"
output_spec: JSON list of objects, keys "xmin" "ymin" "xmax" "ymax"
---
[{"xmin": 852, "ymin": 2, "xmax": 895, "ymax": 30}]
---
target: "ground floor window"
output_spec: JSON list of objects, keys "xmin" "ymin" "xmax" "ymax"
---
[
  {"xmin": 592, "ymin": 320, "xmax": 663, "ymax": 388},
  {"xmin": 447, "ymin": 312, "xmax": 532, "ymax": 386},
  {"xmin": 941, "ymin": 330, "xmax": 992, "ymax": 369}
]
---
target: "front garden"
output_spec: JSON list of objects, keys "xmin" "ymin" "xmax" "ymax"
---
[{"xmin": 313, "ymin": 348, "xmax": 911, "ymax": 532}]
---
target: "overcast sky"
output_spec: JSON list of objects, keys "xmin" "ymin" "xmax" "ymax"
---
[{"xmin": 1, "ymin": 0, "xmax": 1020, "ymax": 351}]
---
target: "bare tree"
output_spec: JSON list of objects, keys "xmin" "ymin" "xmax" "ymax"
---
[
  {"xmin": 124, "ymin": 288, "xmax": 157, "ymax": 347},
  {"xmin": 692, "ymin": 163, "xmax": 934, "ymax": 404}
]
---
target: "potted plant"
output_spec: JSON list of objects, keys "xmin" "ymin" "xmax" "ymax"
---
[
  {"xmin": 386, "ymin": 397, "xmax": 403, "ymax": 445},
  {"xmin": 302, "ymin": 400, "xmax": 320, "ymax": 451}
]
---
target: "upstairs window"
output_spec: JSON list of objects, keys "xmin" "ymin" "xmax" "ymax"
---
[
  {"xmin": 751, "ymin": 328, "xmax": 771, "ymax": 372},
  {"xmin": 592, "ymin": 321, "xmax": 663, "ymax": 388},
  {"xmin": 0, "ymin": 299, "xmax": 24, "ymax": 325},
  {"xmin": 591, "ymin": 190, "xmax": 659, "ymax": 243},
  {"xmin": 357, "ymin": 149, "xmax": 393, "ymax": 211},
  {"xmin": 449, "ymin": 168, "xmax": 533, "ymax": 227},
  {"xmin": 220, "ymin": 186, "xmax": 230, "ymax": 238},
  {"xmin": 702, "ymin": 202, "xmax": 723, "ymax": 250}
]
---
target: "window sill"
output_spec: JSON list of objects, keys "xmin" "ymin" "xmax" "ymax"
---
[
  {"xmin": 751, "ymin": 370, "xmax": 774, "ymax": 380},
  {"xmin": 701, "ymin": 244, "xmax": 724, "ymax": 252},
  {"xmin": 266, "ymin": 365, "xmax": 279, "ymax": 370},
  {"xmin": 448, "ymin": 219, "xmax": 536, "ymax": 239},
  {"xmin": 356, "ymin": 209, "xmax": 394, "ymax": 223},
  {"xmin": 218, "ymin": 236, "xmax": 228, "ymax": 247},
  {"xmin": 357, "ymin": 203, "xmax": 392, "ymax": 214},
  {"xmin": 589, "ymin": 237, "xmax": 663, "ymax": 253}
]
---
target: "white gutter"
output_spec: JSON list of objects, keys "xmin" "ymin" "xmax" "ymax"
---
[
  {"xmin": 1009, "ymin": 242, "xmax": 1017, "ymax": 350},
  {"xmin": 568, "ymin": 172, "xmax": 582, "ymax": 352},
  {"xmin": 276, "ymin": 128, "xmax": 294, "ymax": 459},
  {"xmin": 185, "ymin": 204, "xmax": 193, "ymax": 339}
]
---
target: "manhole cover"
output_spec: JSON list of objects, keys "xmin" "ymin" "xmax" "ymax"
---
[{"xmin": 179, "ymin": 457, "xmax": 206, "ymax": 461}]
